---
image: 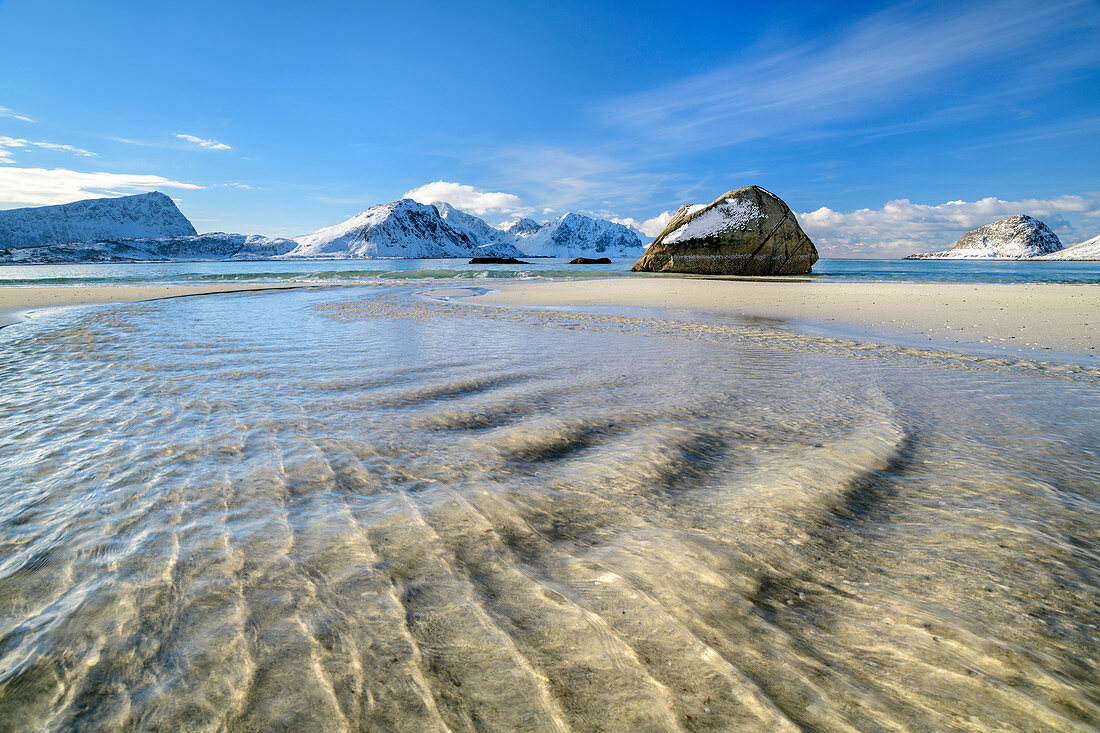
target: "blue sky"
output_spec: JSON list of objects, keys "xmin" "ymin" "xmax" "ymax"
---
[{"xmin": 1, "ymin": 0, "xmax": 1098, "ymax": 256}]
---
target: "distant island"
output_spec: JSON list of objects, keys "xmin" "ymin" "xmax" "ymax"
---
[{"xmin": 905, "ymin": 214, "xmax": 1098, "ymax": 260}]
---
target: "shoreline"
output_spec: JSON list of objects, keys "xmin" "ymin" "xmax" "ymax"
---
[
  {"xmin": 3, "ymin": 277, "xmax": 1096, "ymax": 362},
  {"xmin": 469, "ymin": 277, "xmax": 1098, "ymax": 359},
  {"xmin": 0, "ymin": 283, "xmax": 320, "ymax": 327}
]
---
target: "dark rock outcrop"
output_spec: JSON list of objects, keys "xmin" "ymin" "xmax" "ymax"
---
[
  {"xmin": 469, "ymin": 257, "xmax": 528, "ymax": 264},
  {"xmin": 569, "ymin": 257, "xmax": 612, "ymax": 264},
  {"xmin": 631, "ymin": 186, "xmax": 818, "ymax": 275}
]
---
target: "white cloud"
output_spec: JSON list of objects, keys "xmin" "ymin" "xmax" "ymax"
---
[
  {"xmin": 175, "ymin": 133, "xmax": 232, "ymax": 151},
  {"xmin": 0, "ymin": 167, "xmax": 202, "ymax": 207},
  {"xmin": 0, "ymin": 106, "xmax": 33, "ymax": 123},
  {"xmin": 30, "ymin": 141, "xmax": 95, "ymax": 156},
  {"xmin": 798, "ymin": 194, "xmax": 1100, "ymax": 257},
  {"xmin": 611, "ymin": 211, "xmax": 674, "ymax": 238},
  {"xmin": 0, "ymin": 137, "xmax": 28, "ymax": 163},
  {"xmin": 0, "ymin": 136, "xmax": 96, "ymax": 163},
  {"xmin": 404, "ymin": 180, "xmax": 524, "ymax": 215}
]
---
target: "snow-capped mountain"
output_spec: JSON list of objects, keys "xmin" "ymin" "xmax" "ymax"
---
[
  {"xmin": 905, "ymin": 215, "xmax": 1063, "ymax": 259},
  {"xmin": 292, "ymin": 204, "xmax": 644, "ymax": 259},
  {"xmin": 0, "ymin": 233, "xmax": 298, "ymax": 264},
  {"xmin": 515, "ymin": 213, "xmax": 646, "ymax": 258},
  {"xmin": 1034, "ymin": 233, "xmax": 1100, "ymax": 260},
  {"xmin": 0, "ymin": 192, "xmax": 648, "ymax": 262},
  {"xmin": 0, "ymin": 192, "xmax": 197, "ymax": 248},
  {"xmin": 433, "ymin": 202, "xmax": 515, "ymax": 245},
  {"xmin": 290, "ymin": 199, "xmax": 524, "ymax": 258},
  {"xmin": 501, "ymin": 217, "xmax": 543, "ymax": 236}
]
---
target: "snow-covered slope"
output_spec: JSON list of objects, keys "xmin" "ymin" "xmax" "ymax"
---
[
  {"xmin": 501, "ymin": 217, "xmax": 543, "ymax": 236},
  {"xmin": 1034, "ymin": 233, "xmax": 1100, "ymax": 260},
  {"xmin": 515, "ymin": 213, "xmax": 646, "ymax": 257},
  {"xmin": 906, "ymin": 215, "xmax": 1063, "ymax": 259},
  {"xmin": 290, "ymin": 199, "xmax": 523, "ymax": 258},
  {"xmin": 0, "ymin": 192, "xmax": 197, "ymax": 248},
  {"xmin": 0, "ymin": 233, "xmax": 297, "ymax": 264},
  {"xmin": 433, "ymin": 202, "xmax": 515, "ymax": 245}
]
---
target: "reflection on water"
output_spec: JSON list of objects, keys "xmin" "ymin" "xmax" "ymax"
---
[{"xmin": 0, "ymin": 285, "xmax": 1097, "ymax": 731}]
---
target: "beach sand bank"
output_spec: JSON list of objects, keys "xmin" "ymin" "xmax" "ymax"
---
[
  {"xmin": 471, "ymin": 277, "xmax": 1098, "ymax": 358},
  {"xmin": 0, "ymin": 284, "xmax": 317, "ymax": 327}
]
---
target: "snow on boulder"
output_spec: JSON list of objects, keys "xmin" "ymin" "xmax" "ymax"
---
[
  {"xmin": 516, "ymin": 213, "xmax": 645, "ymax": 258},
  {"xmin": 906, "ymin": 215, "xmax": 1063, "ymax": 259},
  {"xmin": 0, "ymin": 191, "xmax": 197, "ymax": 248},
  {"xmin": 290, "ymin": 199, "xmax": 523, "ymax": 259},
  {"xmin": 632, "ymin": 186, "xmax": 818, "ymax": 275}
]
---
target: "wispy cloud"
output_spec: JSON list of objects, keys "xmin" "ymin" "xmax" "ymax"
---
[
  {"xmin": 175, "ymin": 133, "xmax": 232, "ymax": 151},
  {"xmin": 28, "ymin": 141, "xmax": 95, "ymax": 157},
  {"xmin": 600, "ymin": 0, "xmax": 1099, "ymax": 155},
  {"xmin": 482, "ymin": 144, "xmax": 681, "ymax": 216},
  {"xmin": 799, "ymin": 194, "xmax": 1100, "ymax": 257},
  {"xmin": 0, "ymin": 167, "xmax": 202, "ymax": 207},
  {"xmin": 404, "ymin": 180, "xmax": 525, "ymax": 215},
  {"xmin": 0, "ymin": 106, "xmax": 34, "ymax": 123},
  {"xmin": 0, "ymin": 136, "xmax": 96, "ymax": 163}
]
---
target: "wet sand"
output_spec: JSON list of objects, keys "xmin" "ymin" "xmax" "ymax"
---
[
  {"xmin": 471, "ymin": 277, "xmax": 1098, "ymax": 358},
  {"xmin": 0, "ymin": 284, "xmax": 318, "ymax": 327}
]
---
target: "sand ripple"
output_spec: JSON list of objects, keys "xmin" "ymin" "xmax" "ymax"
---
[{"xmin": 0, "ymin": 286, "xmax": 1097, "ymax": 731}]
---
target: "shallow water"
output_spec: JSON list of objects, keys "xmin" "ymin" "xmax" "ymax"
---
[{"xmin": 1, "ymin": 285, "xmax": 1097, "ymax": 731}]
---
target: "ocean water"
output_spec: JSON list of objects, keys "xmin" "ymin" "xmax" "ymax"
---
[
  {"xmin": 1, "ymin": 256, "xmax": 1100, "ymax": 286},
  {"xmin": 0, "ymin": 284, "xmax": 1097, "ymax": 731}
]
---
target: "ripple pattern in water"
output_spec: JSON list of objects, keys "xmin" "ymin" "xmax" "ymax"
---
[{"xmin": 0, "ymin": 286, "xmax": 1097, "ymax": 731}]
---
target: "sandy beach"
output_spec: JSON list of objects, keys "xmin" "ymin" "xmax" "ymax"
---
[
  {"xmin": 0, "ymin": 283, "xmax": 318, "ymax": 327},
  {"xmin": 472, "ymin": 277, "xmax": 1098, "ymax": 358}
]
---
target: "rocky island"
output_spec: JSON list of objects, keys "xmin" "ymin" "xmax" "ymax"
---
[{"xmin": 905, "ymin": 215, "xmax": 1063, "ymax": 259}]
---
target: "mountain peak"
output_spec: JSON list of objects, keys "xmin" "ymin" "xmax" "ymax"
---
[{"xmin": 0, "ymin": 191, "xmax": 196, "ymax": 248}]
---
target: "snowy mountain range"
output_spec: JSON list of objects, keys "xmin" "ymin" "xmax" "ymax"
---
[
  {"xmin": 287, "ymin": 199, "xmax": 646, "ymax": 259},
  {"xmin": 506, "ymin": 212, "xmax": 647, "ymax": 257},
  {"xmin": 290, "ymin": 199, "xmax": 524, "ymax": 258},
  {"xmin": 0, "ymin": 192, "xmax": 196, "ymax": 248},
  {"xmin": 0, "ymin": 193, "xmax": 646, "ymax": 262}
]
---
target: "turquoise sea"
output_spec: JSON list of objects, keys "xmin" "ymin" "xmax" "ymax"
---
[{"xmin": 2, "ymin": 256, "xmax": 1100, "ymax": 286}]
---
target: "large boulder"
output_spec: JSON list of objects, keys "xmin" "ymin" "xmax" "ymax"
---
[{"xmin": 631, "ymin": 186, "xmax": 818, "ymax": 275}]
